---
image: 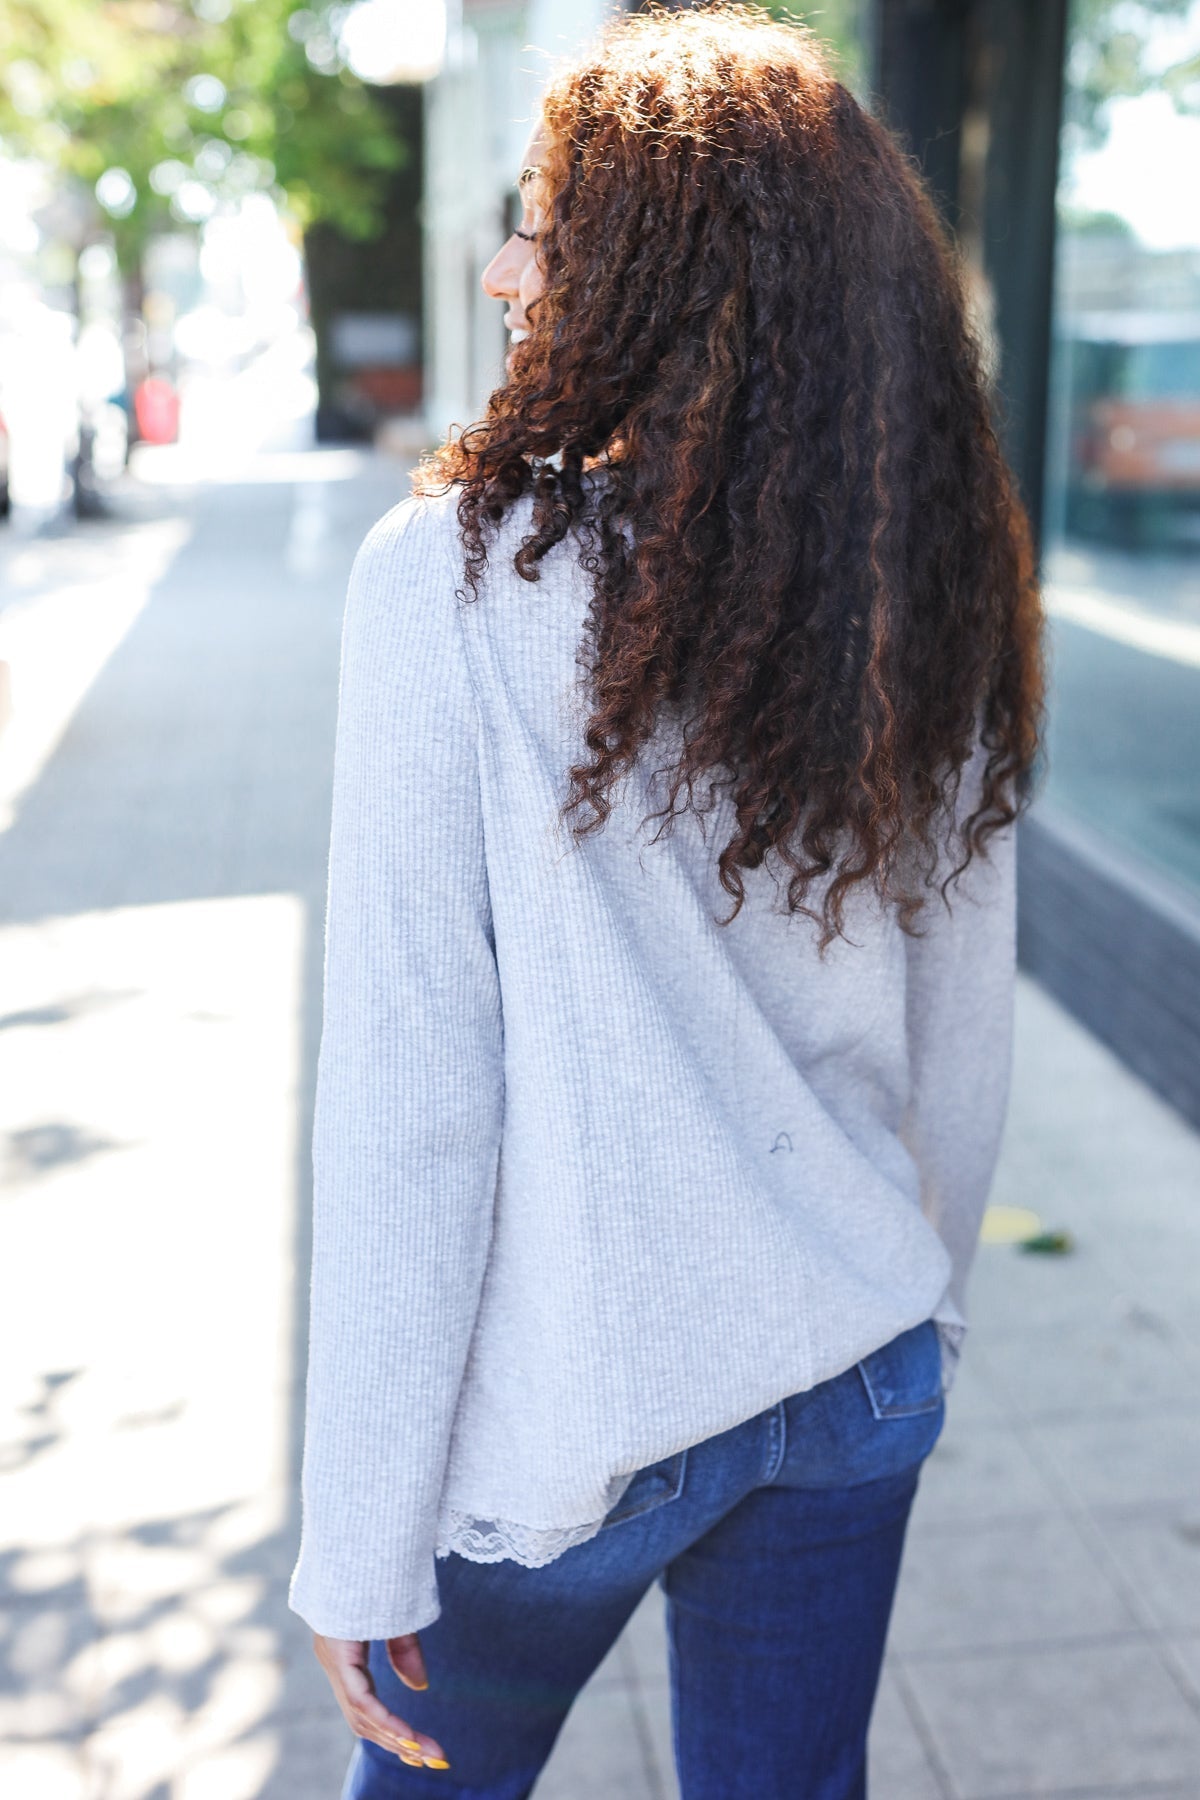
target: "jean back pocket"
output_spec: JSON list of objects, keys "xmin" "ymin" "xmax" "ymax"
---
[
  {"xmin": 856, "ymin": 1317, "xmax": 944, "ymax": 1420},
  {"xmin": 600, "ymin": 1449, "xmax": 688, "ymax": 1529}
]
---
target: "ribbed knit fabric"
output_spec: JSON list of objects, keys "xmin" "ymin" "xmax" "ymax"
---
[{"xmin": 287, "ymin": 485, "xmax": 1017, "ymax": 1642}]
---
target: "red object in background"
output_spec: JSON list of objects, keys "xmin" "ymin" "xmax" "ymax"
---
[
  {"xmin": 351, "ymin": 366, "xmax": 422, "ymax": 413},
  {"xmin": 134, "ymin": 377, "xmax": 181, "ymax": 445}
]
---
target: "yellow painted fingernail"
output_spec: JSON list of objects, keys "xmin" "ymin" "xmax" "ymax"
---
[
  {"xmin": 424, "ymin": 1757, "xmax": 451, "ymax": 1770},
  {"xmin": 398, "ymin": 1739, "xmax": 421, "ymax": 1752}
]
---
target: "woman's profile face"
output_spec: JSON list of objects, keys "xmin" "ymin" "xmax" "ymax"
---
[{"xmin": 481, "ymin": 126, "xmax": 549, "ymax": 373}]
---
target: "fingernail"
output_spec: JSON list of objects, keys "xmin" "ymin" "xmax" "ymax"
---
[
  {"xmin": 398, "ymin": 1739, "xmax": 421, "ymax": 1752},
  {"xmin": 423, "ymin": 1757, "xmax": 451, "ymax": 1770}
]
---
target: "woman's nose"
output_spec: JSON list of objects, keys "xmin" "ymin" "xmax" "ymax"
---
[{"xmin": 481, "ymin": 241, "xmax": 521, "ymax": 301}]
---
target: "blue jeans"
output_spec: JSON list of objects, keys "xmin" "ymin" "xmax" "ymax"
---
[{"xmin": 342, "ymin": 1315, "xmax": 947, "ymax": 1800}]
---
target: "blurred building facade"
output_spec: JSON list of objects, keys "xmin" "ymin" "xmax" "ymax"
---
[
  {"xmin": 422, "ymin": 0, "xmax": 614, "ymax": 434},
  {"xmin": 308, "ymin": 84, "xmax": 424, "ymax": 441},
  {"xmin": 873, "ymin": 0, "xmax": 1200, "ymax": 1128}
]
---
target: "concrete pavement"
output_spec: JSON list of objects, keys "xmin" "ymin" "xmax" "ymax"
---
[{"xmin": 2, "ymin": 445, "xmax": 1199, "ymax": 1799}]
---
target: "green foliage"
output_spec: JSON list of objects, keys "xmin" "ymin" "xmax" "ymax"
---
[
  {"xmin": 1057, "ymin": 204, "xmax": 1138, "ymax": 237},
  {"xmin": 752, "ymin": 1, "xmax": 868, "ymax": 93},
  {"xmin": 0, "ymin": 0, "xmax": 409, "ymax": 267},
  {"xmin": 1017, "ymin": 1229, "xmax": 1074, "ymax": 1254},
  {"xmin": 1065, "ymin": 0, "xmax": 1199, "ymax": 147}
]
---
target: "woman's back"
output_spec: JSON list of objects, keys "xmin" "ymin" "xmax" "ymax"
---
[{"xmin": 289, "ymin": 478, "xmax": 1015, "ymax": 1638}]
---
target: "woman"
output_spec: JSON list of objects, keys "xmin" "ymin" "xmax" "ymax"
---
[{"xmin": 289, "ymin": 7, "xmax": 1044, "ymax": 1796}]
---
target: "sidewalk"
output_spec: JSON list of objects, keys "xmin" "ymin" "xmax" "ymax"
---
[{"xmin": 2, "ymin": 449, "xmax": 1199, "ymax": 1799}]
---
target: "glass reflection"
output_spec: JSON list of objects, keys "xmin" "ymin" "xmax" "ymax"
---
[{"xmin": 1042, "ymin": 0, "xmax": 1200, "ymax": 895}]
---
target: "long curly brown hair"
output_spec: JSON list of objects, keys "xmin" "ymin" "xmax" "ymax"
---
[{"xmin": 417, "ymin": 2, "xmax": 1045, "ymax": 946}]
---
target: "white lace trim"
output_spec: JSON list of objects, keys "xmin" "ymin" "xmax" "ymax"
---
[{"xmin": 434, "ymin": 1509, "xmax": 607, "ymax": 1568}]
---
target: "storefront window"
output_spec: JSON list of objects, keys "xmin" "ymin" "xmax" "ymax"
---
[{"xmin": 1041, "ymin": 0, "xmax": 1200, "ymax": 896}]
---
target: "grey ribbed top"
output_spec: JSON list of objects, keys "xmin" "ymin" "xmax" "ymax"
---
[{"xmin": 287, "ymin": 486, "xmax": 1017, "ymax": 1641}]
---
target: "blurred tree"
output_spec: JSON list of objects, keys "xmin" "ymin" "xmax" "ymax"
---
[
  {"xmin": 1057, "ymin": 204, "xmax": 1139, "ymax": 236},
  {"xmin": 754, "ymin": 2, "xmax": 868, "ymax": 91},
  {"xmin": 1066, "ymin": 0, "xmax": 1199, "ymax": 145},
  {"xmin": 0, "ymin": 0, "xmax": 408, "ymax": 278}
]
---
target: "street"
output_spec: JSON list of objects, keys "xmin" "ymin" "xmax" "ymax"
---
[
  {"xmin": 3, "ymin": 446, "xmax": 1200, "ymax": 1799},
  {"xmin": 1043, "ymin": 538, "xmax": 1200, "ymax": 896}
]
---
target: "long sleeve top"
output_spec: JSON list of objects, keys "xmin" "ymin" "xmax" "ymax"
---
[{"xmin": 287, "ymin": 484, "xmax": 1017, "ymax": 1642}]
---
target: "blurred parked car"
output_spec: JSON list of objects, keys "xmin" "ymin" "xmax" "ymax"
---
[
  {"xmin": 0, "ymin": 406, "xmax": 10, "ymax": 519},
  {"xmin": 0, "ymin": 307, "xmax": 129, "ymax": 521},
  {"xmin": 1063, "ymin": 311, "xmax": 1200, "ymax": 548}
]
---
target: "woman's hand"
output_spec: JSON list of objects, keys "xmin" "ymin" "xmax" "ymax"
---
[{"xmin": 313, "ymin": 1632, "xmax": 451, "ymax": 1771}]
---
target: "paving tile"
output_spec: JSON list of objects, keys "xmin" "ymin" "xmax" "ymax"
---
[
  {"xmin": 903, "ymin": 1640, "xmax": 1200, "ymax": 1797},
  {"xmin": 961, "ymin": 1241, "xmax": 1129, "ymax": 1338},
  {"xmin": 892, "ymin": 1513, "xmax": 1138, "ymax": 1655},
  {"xmin": 1024, "ymin": 1411, "xmax": 1200, "ymax": 1513},
  {"xmin": 617, "ymin": 1588, "xmax": 680, "ymax": 1796},
  {"xmin": 88, "ymin": 1701, "xmax": 288, "ymax": 1800},
  {"xmin": 265, "ymin": 1600, "xmax": 345, "ymax": 1718},
  {"xmin": 1164, "ymin": 1632, "xmax": 1200, "ymax": 1708},
  {"xmin": 998, "ymin": 977, "xmax": 1200, "ymax": 1204},
  {"xmin": 588, "ymin": 1627, "xmax": 629, "ymax": 1693},
  {"xmin": 618, "ymin": 1581, "xmax": 671, "ymax": 1689},
  {"xmin": 1165, "ymin": 1634, "xmax": 1200, "ymax": 1713},
  {"xmin": 534, "ymin": 1682, "xmax": 658, "ymax": 1800},
  {"xmin": 87, "ymin": 1532, "xmax": 265, "ymax": 1629},
  {"xmin": 976, "ymin": 1787, "xmax": 1200, "ymax": 1798},
  {"xmin": 994, "ymin": 1131, "xmax": 1200, "ymax": 1255},
  {"xmin": 623, "ymin": 1675, "xmax": 676, "ymax": 1800},
  {"xmin": 867, "ymin": 1662, "xmax": 946, "ymax": 1800},
  {"xmin": 943, "ymin": 1341, "xmax": 1013, "ymax": 1427},
  {"xmin": 977, "ymin": 1312, "xmax": 1198, "ymax": 1422},
  {"xmin": 86, "ymin": 1569, "xmax": 352, "ymax": 1740},
  {"xmin": 0, "ymin": 1598, "xmax": 96, "ymax": 1742},
  {"xmin": 84, "ymin": 1618, "xmax": 290, "ymax": 1785},
  {"xmin": 515, "ymin": 1572, "xmax": 652, "ymax": 1704},
  {"xmin": 1097, "ymin": 1265, "xmax": 1200, "ymax": 1361},
  {"xmin": 907, "ymin": 1419, "xmax": 1067, "ymax": 1527},
  {"xmin": 0, "ymin": 1741, "xmax": 89, "ymax": 1800},
  {"xmin": 257, "ymin": 1711, "xmax": 358, "ymax": 1800},
  {"xmin": 1087, "ymin": 1508, "xmax": 1200, "ymax": 1635}
]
